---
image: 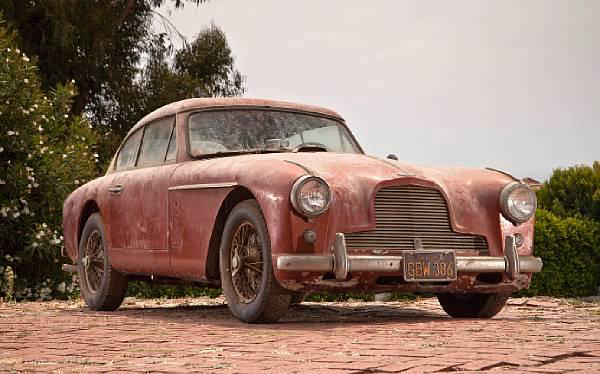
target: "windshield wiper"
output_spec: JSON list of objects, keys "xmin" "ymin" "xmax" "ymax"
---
[{"xmin": 193, "ymin": 149, "xmax": 288, "ymax": 160}]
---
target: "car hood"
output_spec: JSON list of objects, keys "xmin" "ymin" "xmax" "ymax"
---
[{"xmin": 259, "ymin": 152, "xmax": 516, "ymax": 240}]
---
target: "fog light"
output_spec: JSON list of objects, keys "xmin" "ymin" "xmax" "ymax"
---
[{"xmin": 303, "ymin": 230, "xmax": 317, "ymax": 243}]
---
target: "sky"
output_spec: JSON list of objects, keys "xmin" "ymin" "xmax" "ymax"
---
[{"xmin": 157, "ymin": 0, "xmax": 599, "ymax": 182}]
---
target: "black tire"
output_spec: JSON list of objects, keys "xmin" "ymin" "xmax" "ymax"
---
[
  {"xmin": 437, "ymin": 293, "xmax": 509, "ymax": 318},
  {"xmin": 78, "ymin": 213, "xmax": 128, "ymax": 311},
  {"xmin": 219, "ymin": 199, "xmax": 291, "ymax": 323}
]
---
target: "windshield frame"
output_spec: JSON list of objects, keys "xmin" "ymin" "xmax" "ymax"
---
[{"xmin": 184, "ymin": 106, "xmax": 364, "ymax": 159}]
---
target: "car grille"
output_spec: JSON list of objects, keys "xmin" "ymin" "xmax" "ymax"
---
[{"xmin": 344, "ymin": 185, "xmax": 488, "ymax": 253}]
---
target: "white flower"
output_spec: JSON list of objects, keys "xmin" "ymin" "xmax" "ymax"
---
[
  {"xmin": 62, "ymin": 154, "xmax": 67, "ymax": 158},
  {"xmin": 7, "ymin": 130, "xmax": 15, "ymax": 136},
  {"xmin": 6, "ymin": 48, "xmax": 10, "ymax": 52},
  {"xmin": 64, "ymin": 114, "xmax": 68, "ymax": 118},
  {"xmin": 27, "ymin": 154, "xmax": 32, "ymax": 159},
  {"xmin": 33, "ymin": 183, "xmax": 39, "ymax": 188},
  {"xmin": 42, "ymin": 223, "xmax": 47, "ymax": 228},
  {"xmin": 0, "ymin": 179, "xmax": 5, "ymax": 185},
  {"xmin": 74, "ymin": 180, "xmax": 80, "ymax": 185},
  {"xmin": 93, "ymin": 153, "xmax": 99, "ymax": 158},
  {"xmin": 38, "ymin": 126, "xmax": 43, "ymax": 132},
  {"xmin": 23, "ymin": 56, "xmax": 30, "ymax": 62},
  {"xmin": 0, "ymin": 147, "xmax": 3, "ymax": 152},
  {"xmin": 13, "ymin": 212, "xmax": 20, "ymax": 218},
  {"xmin": 23, "ymin": 78, "xmax": 29, "ymax": 84},
  {"xmin": 32, "ymin": 242, "xmax": 38, "ymax": 248},
  {"xmin": 57, "ymin": 282, "xmax": 66, "ymax": 293},
  {"xmin": 15, "ymin": 48, "xmax": 20, "ymax": 54},
  {"xmin": 39, "ymin": 140, "xmax": 43, "ymax": 145}
]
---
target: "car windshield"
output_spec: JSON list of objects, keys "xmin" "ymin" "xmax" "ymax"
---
[{"xmin": 187, "ymin": 109, "xmax": 361, "ymax": 157}]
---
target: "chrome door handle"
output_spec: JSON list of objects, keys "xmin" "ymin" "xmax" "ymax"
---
[{"xmin": 108, "ymin": 185, "xmax": 123, "ymax": 194}]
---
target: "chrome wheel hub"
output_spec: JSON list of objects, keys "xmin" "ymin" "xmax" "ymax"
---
[{"xmin": 229, "ymin": 221, "xmax": 263, "ymax": 304}]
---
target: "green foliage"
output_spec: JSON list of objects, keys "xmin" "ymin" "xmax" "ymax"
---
[
  {"xmin": 520, "ymin": 209, "xmax": 600, "ymax": 297},
  {"xmin": 175, "ymin": 23, "xmax": 245, "ymax": 98},
  {"xmin": 127, "ymin": 282, "xmax": 222, "ymax": 299},
  {"xmin": 0, "ymin": 19, "xmax": 97, "ymax": 300},
  {"xmin": 0, "ymin": 1, "xmax": 245, "ymax": 165},
  {"xmin": 537, "ymin": 162, "xmax": 600, "ymax": 221}
]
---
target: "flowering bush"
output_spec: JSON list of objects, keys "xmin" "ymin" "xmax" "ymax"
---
[{"xmin": 0, "ymin": 19, "xmax": 98, "ymax": 301}]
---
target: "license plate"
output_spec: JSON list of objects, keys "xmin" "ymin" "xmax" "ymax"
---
[{"xmin": 402, "ymin": 250, "xmax": 457, "ymax": 282}]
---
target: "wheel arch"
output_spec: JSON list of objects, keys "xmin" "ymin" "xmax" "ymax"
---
[
  {"xmin": 205, "ymin": 186, "xmax": 256, "ymax": 282},
  {"xmin": 78, "ymin": 200, "xmax": 101, "ymax": 250}
]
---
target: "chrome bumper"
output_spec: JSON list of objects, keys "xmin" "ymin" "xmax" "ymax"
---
[{"xmin": 276, "ymin": 233, "xmax": 543, "ymax": 281}]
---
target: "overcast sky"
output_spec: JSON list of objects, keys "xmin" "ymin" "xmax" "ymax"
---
[{"xmin": 158, "ymin": 0, "xmax": 599, "ymax": 181}]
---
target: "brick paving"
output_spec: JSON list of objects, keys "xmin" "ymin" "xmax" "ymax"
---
[{"xmin": 1, "ymin": 296, "xmax": 599, "ymax": 373}]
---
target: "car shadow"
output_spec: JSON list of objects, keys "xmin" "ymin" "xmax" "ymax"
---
[{"xmin": 58, "ymin": 301, "xmax": 544, "ymax": 329}]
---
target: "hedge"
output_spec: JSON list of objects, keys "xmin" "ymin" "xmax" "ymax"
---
[{"xmin": 520, "ymin": 209, "xmax": 600, "ymax": 297}]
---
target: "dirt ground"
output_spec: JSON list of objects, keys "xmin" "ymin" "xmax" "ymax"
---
[{"xmin": 1, "ymin": 296, "xmax": 599, "ymax": 373}]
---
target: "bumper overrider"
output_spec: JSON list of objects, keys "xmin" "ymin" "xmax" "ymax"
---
[{"xmin": 276, "ymin": 233, "xmax": 542, "ymax": 281}]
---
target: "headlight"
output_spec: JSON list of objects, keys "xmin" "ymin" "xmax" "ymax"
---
[
  {"xmin": 500, "ymin": 182, "xmax": 537, "ymax": 224},
  {"xmin": 290, "ymin": 176, "xmax": 331, "ymax": 217}
]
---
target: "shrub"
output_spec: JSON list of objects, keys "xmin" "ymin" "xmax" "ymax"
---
[
  {"xmin": 0, "ymin": 18, "xmax": 99, "ymax": 301},
  {"xmin": 537, "ymin": 162, "xmax": 600, "ymax": 221},
  {"xmin": 521, "ymin": 209, "xmax": 600, "ymax": 297}
]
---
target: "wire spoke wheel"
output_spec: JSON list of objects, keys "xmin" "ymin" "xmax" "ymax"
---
[
  {"xmin": 229, "ymin": 221, "xmax": 263, "ymax": 304},
  {"xmin": 84, "ymin": 230, "xmax": 105, "ymax": 294}
]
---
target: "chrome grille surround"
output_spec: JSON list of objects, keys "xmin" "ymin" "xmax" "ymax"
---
[{"xmin": 344, "ymin": 185, "xmax": 489, "ymax": 253}]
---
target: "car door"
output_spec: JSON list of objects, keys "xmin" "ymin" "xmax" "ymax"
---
[
  {"xmin": 106, "ymin": 116, "xmax": 179, "ymax": 276},
  {"xmin": 105, "ymin": 128, "xmax": 143, "ymax": 260}
]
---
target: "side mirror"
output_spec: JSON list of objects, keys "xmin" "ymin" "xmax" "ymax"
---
[{"xmin": 387, "ymin": 154, "xmax": 398, "ymax": 161}]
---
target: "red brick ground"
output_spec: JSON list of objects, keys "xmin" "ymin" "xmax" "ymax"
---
[{"xmin": 1, "ymin": 296, "xmax": 599, "ymax": 373}]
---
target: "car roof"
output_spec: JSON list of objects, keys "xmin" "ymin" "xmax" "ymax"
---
[{"xmin": 127, "ymin": 98, "xmax": 345, "ymax": 136}]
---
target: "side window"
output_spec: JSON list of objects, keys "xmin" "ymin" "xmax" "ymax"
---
[
  {"xmin": 116, "ymin": 129, "xmax": 143, "ymax": 171},
  {"xmin": 137, "ymin": 116, "xmax": 175, "ymax": 166},
  {"xmin": 165, "ymin": 126, "xmax": 177, "ymax": 162}
]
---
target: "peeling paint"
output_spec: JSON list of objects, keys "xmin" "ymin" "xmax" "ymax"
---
[{"xmin": 63, "ymin": 98, "xmax": 538, "ymax": 296}]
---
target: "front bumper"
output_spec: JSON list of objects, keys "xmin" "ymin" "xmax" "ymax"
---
[{"xmin": 276, "ymin": 233, "xmax": 543, "ymax": 281}]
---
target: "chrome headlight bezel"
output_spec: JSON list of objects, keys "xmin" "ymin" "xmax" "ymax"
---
[
  {"xmin": 500, "ymin": 182, "xmax": 537, "ymax": 224},
  {"xmin": 290, "ymin": 175, "xmax": 331, "ymax": 218}
]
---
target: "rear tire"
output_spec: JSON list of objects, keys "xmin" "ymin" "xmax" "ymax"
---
[
  {"xmin": 219, "ymin": 199, "xmax": 291, "ymax": 323},
  {"xmin": 78, "ymin": 213, "xmax": 128, "ymax": 311},
  {"xmin": 437, "ymin": 293, "xmax": 509, "ymax": 318}
]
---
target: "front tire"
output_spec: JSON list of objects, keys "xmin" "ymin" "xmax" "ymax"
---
[
  {"xmin": 219, "ymin": 199, "xmax": 291, "ymax": 323},
  {"xmin": 78, "ymin": 213, "xmax": 128, "ymax": 311},
  {"xmin": 437, "ymin": 293, "xmax": 509, "ymax": 318}
]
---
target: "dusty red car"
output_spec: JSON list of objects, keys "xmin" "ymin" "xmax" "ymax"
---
[{"xmin": 62, "ymin": 98, "xmax": 542, "ymax": 323}]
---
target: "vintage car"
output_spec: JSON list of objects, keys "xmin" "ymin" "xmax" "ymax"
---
[{"xmin": 62, "ymin": 98, "xmax": 543, "ymax": 323}]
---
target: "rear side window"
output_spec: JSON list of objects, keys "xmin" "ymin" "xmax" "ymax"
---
[
  {"xmin": 137, "ymin": 116, "xmax": 175, "ymax": 166},
  {"xmin": 116, "ymin": 129, "xmax": 143, "ymax": 171}
]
